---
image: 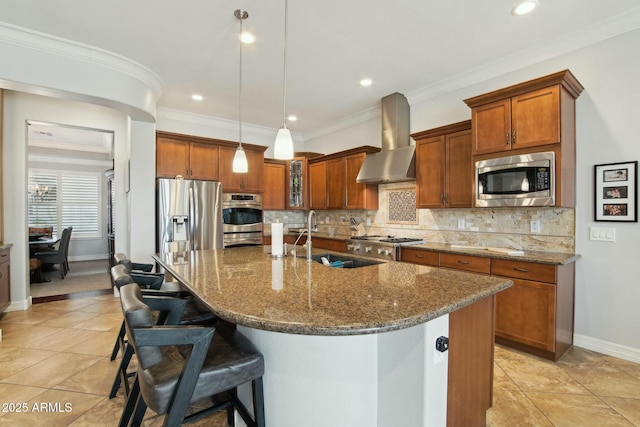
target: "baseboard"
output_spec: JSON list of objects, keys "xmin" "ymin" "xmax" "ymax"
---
[
  {"xmin": 68, "ymin": 254, "xmax": 109, "ymax": 262},
  {"xmin": 4, "ymin": 296, "xmax": 32, "ymax": 312},
  {"xmin": 573, "ymin": 333, "xmax": 640, "ymax": 364}
]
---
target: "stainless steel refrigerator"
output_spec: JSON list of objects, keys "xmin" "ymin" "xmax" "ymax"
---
[{"xmin": 156, "ymin": 178, "xmax": 223, "ymax": 253}]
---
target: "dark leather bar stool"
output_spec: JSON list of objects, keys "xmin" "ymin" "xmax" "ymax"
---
[
  {"xmin": 118, "ymin": 283, "xmax": 265, "ymax": 427},
  {"xmin": 109, "ymin": 265, "xmax": 218, "ymax": 399}
]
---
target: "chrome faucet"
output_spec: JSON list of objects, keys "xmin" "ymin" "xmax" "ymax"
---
[{"xmin": 306, "ymin": 210, "xmax": 316, "ymax": 262}]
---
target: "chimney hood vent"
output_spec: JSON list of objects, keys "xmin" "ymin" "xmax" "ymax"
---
[{"xmin": 356, "ymin": 93, "xmax": 415, "ymax": 184}]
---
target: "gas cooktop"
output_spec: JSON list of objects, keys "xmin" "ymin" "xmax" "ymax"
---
[{"xmin": 349, "ymin": 236, "xmax": 423, "ymax": 245}]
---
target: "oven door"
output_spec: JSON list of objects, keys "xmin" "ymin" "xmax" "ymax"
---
[{"xmin": 222, "ymin": 205, "xmax": 263, "ymax": 246}]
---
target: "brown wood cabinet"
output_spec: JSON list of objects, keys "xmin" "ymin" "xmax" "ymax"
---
[
  {"xmin": 308, "ymin": 146, "xmax": 380, "ymax": 210},
  {"xmin": 284, "ymin": 153, "xmax": 324, "ymax": 210},
  {"xmin": 492, "ymin": 259, "xmax": 574, "ymax": 361},
  {"xmin": 312, "ymin": 237, "xmax": 348, "ymax": 252},
  {"xmin": 156, "ymin": 136, "xmax": 219, "ymax": 180},
  {"xmin": 218, "ymin": 146, "xmax": 264, "ymax": 193},
  {"xmin": 412, "ymin": 121, "xmax": 472, "ymax": 209},
  {"xmin": 464, "ymin": 70, "xmax": 583, "ymax": 207},
  {"xmin": 263, "ymin": 160, "xmax": 286, "ymax": 210},
  {"xmin": 399, "ymin": 246, "xmax": 575, "ymax": 361},
  {"xmin": 156, "ymin": 131, "xmax": 267, "ymax": 193},
  {"xmin": 0, "ymin": 247, "xmax": 10, "ymax": 313},
  {"xmin": 309, "ymin": 161, "xmax": 327, "ymax": 210},
  {"xmin": 399, "ymin": 247, "xmax": 439, "ymax": 266},
  {"xmin": 464, "ymin": 70, "xmax": 584, "ymax": 156}
]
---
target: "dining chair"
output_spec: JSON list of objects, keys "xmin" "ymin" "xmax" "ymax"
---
[
  {"xmin": 33, "ymin": 227, "xmax": 72, "ymax": 279},
  {"xmin": 118, "ymin": 282, "xmax": 265, "ymax": 427}
]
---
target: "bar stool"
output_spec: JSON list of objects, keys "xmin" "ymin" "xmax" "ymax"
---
[{"xmin": 118, "ymin": 283, "xmax": 265, "ymax": 427}]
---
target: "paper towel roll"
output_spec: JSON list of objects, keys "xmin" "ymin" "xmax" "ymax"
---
[{"xmin": 271, "ymin": 222, "xmax": 284, "ymax": 256}]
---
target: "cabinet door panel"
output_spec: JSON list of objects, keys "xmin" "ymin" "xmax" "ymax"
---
[
  {"xmin": 313, "ymin": 238, "xmax": 347, "ymax": 252},
  {"xmin": 416, "ymin": 136, "xmax": 446, "ymax": 208},
  {"xmin": 156, "ymin": 137, "xmax": 190, "ymax": 178},
  {"xmin": 445, "ymin": 130, "xmax": 472, "ymax": 208},
  {"xmin": 326, "ymin": 158, "xmax": 346, "ymax": 209},
  {"xmin": 219, "ymin": 147, "xmax": 263, "ymax": 192},
  {"xmin": 309, "ymin": 161, "xmax": 327, "ymax": 209},
  {"xmin": 472, "ymin": 99, "xmax": 511, "ymax": 155},
  {"xmin": 511, "ymin": 86, "xmax": 560, "ymax": 149},
  {"xmin": 243, "ymin": 150, "xmax": 264, "ymax": 192},
  {"xmin": 189, "ymin": 142, "xmax": 219, "ymax": 180},
  {"xmin": 263, "ymin": 162, "xmax": 286, "ymax": 210},
  {"xmin": 495, "ymin": 278, "xmax": 556, "ymax": 352}
]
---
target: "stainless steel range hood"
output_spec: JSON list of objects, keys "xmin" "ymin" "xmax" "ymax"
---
[{"xmin": 356, "ymin": 92, "xmax": 415, "ymax": 184}]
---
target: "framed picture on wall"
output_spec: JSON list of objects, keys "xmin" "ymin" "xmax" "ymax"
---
[{"xmin": 594, "ymin": 161, "xmax": 638, "ymax": 222}]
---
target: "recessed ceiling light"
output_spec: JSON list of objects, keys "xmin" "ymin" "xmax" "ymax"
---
[
  {"xmin": 512, "ymin": 0, "xmax": 539, "ymax": 16},
  {"xmin": 287, "ymin": 115, "xmax": 298, "ymax": 122},
  {"xmin": 360, "ymin": 78, "xmax": 373, "ymax": 87},
  {"xmin": 240, "ymin": 32, "xmax": 255, "ymax": 44},
  {"xmin": 191, "ymin": 94, "xmax": 203, "ymax": 101}
]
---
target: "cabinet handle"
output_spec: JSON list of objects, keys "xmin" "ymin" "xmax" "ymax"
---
[
  {"xmin": 440, "ymin": 194, "xmax": 445, "ymax": 204},
  {"xmin": 0, "ymin": 254, "xmax": 7, "ymax": 258},
  {"xmin": 514, "ymin": 267, "xmax": 529, "ymax": 272},
  {"xmin": 505, "ymin": 132, "xmax": 510, "ymax": 145},
  {"xmin": 512, "ymin": 129, "xmax": 517, "ymax": 144},
  {"xmin": 415, "ymin": 254, "xmax": 425, "ymax": 259},
  {"xmin": 457, "ymin": 260, "xmax": 469, "ymax": 265}
]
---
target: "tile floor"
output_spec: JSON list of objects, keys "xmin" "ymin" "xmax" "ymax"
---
[{"xmin": 0, "ymin": 294, "xmax": 638, "ymax": 426}]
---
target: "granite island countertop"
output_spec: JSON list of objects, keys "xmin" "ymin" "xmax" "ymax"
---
[{"xmin": 153, "ymin": 246, "xmax": 512, "ymax": 336}]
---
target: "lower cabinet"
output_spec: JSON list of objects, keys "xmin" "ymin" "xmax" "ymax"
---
[
  {"xmin": 311, "ymin": 237, "xmax": 347, "ymax": 252},
  {"xmin": 491, "ymin": 259, "xmax": 573, "ymax": 361},
  {"xmin": 0, "ymin": 247, "xmax": 11, "ymax": 313},
  {"xmin": 399, "ymin": 248, "xmax": 575, "ymax": 361}
]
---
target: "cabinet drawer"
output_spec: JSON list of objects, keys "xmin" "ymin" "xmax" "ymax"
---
[
  {"xmin": 0, "ymin": 248, "xmax": 9, "ymax": 263},
  {"xmin": 440, "ymin": 253, "xmax": 490, "ymax": 274},
  {"xmin": 491, "ymin": 259, "xmax": 556, "ymax": 284},
  {"xmin": 400, "ymin": 248, "xmax": 439, "ymax": 266},
  {"xmin": 313, "ymin": 238, "xmax": 347, "ymax": 252}
]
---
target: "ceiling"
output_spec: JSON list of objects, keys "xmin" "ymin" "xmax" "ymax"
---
[{"xmin": 2, "ymin": 0, "xmax": 640, "ymax": 138}]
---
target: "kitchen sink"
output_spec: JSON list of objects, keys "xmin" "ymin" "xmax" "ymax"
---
[{"xmin": 302, "ymin": 253, "xmax": 384, "ymax": 269}]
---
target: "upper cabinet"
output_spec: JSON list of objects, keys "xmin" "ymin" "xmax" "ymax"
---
[
  {"xmin": 412, "ymin": 121, "xmax": 472, "ymax": 209},
  {"xmin": 156, "ymin": 135, "xmax": 219, "ymax": 180},
  {"xmin": 284, "ymin": 153, "xmax": 323, "ymax": 210},
  {"xmin": 309, "ymin": 161, "xmax": 327, "ymax": 210},
  {"xmin": 218, "ymin": 146, "xmax": 264, "ymax": 193},
  {"xmin": 263, "ymin": 160, "xmax": 286, "ymax": 210},
  {"xmin": 464, "ymin": 70, "xmax": 584, "ymax": 157},
  {"xmin": 309, "ymin": 147, "xmax": 380, "ymax": 210},
  {"xmin": 156, "ymin": 131, "xmax": 267, "ymax": 193}
]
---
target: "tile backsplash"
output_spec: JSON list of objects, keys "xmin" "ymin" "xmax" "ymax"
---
[{"xmin": 264, "ymin": 182, "xmax": 575, "ymax": 253}]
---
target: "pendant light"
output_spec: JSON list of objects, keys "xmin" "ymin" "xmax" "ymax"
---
[
  {"xmin": 232, "ymin": 9, "xmax": 249, "ymax": 173},
  {"xmin": 273, "ymin": 0, "xmax": 294, "ymax": 160}
]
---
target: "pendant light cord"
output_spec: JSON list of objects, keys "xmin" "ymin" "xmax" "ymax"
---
[
  {"xmin": 239, "ymin": 14, "xmax": 244, "ymax": 148},
  {"xmin": 282, "ymin": 0, "xmax": 288, "ymax": 128}
]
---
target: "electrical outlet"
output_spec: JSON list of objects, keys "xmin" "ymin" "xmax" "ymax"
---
[
  {"xmin": 366, "ymin": 216, "xmax": 371, "ymax": 226},
  {"xmin": 457, "ymin": 219, "xmax": 465, "ymax": 229},
  {"xmin": 530, "ymin": 220, "xmax": 541, "ymax": 233}
]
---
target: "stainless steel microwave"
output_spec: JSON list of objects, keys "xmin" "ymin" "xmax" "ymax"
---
[{"xmin": 475, "ymin": 152, "xmax": 555, "ymax": 207}]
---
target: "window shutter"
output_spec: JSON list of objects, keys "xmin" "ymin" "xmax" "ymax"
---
[
  {"xmin": 28, "ymin": 172, "xmax": 58, "ymax": 235},
  {"xmin": 61, "ymin": 174, "xmax": 99, "ymax": 234}
]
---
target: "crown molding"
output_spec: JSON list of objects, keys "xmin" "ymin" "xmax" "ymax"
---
[{"xmin": 0, "ymin": 22, "xmax": 164, "ymax": 98}]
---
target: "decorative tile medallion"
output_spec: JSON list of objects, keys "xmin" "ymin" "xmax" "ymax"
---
[{"xmin": 388, "ymin": 190, "xmax": 417, "ymax": 223}]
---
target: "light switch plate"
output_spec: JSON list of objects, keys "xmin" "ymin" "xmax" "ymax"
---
[
  {"xmin": 590, "ymin": 227, "xmax": 616, "ymax": 242},
  {"xmin": 457, "ymin": 219, "xmax": 465, "ymax": 229}
]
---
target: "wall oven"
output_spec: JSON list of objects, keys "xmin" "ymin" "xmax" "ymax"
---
[
  {"xmin": 476, "ymin": 151, "xmax": 555, "ymax": 207},
  {"xmin": 222, "ymin": 193, "xmax": 263, "ymax": 247}
]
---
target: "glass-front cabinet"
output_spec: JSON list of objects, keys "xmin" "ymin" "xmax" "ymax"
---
[{"xmin": 288, "ymin": 159, "xmax": 304, "ymax": 209}]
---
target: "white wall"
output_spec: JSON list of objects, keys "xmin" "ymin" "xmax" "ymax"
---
[
  {"xmin": 2, "ymin": 91, "xmax": 129, "ymax": 307},
  {"xmin": 305, "ymin": 29, "xmax": 640, "ymax": 360}
]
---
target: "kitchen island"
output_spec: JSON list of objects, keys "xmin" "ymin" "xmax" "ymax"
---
[{"xmin": 153, "ymin": 246, "xmax": 512, "ymax": 427}]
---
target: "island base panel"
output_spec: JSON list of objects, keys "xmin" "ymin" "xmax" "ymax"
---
[{"xmin": 237, "ymin": 315, "xmax": 449, "ymax": 427}]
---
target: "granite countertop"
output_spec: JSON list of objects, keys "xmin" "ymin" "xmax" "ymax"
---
[
  {"xmin": 269, "ymin": 232, "xmax": 579, "ymax": 265},
  {"xmin": 153, "ymin": 246, "xmax": 512, "ymax": 336},
  {"xmin": 0, "ymin": 243, "xmax": 13, "ymax": 251}
]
